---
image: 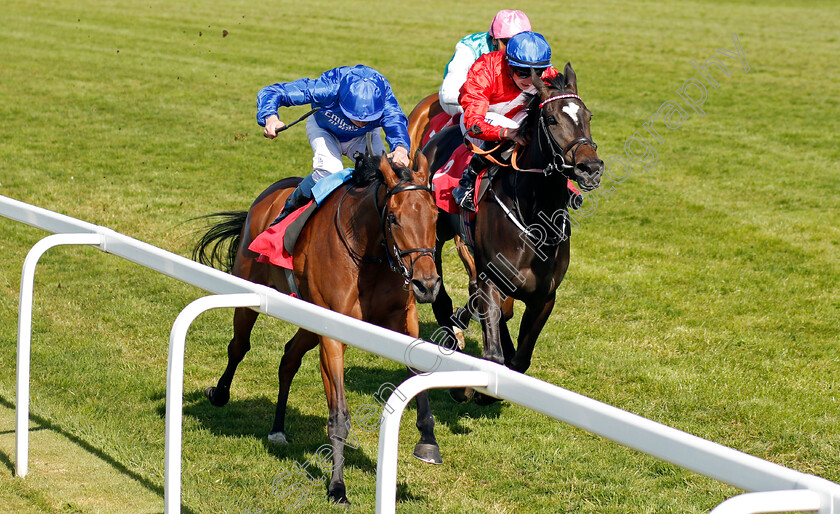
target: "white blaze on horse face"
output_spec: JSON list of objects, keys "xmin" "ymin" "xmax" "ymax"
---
[{"xmin": 562, "ymin": 103, "xmax": 581, "ymax": 125}]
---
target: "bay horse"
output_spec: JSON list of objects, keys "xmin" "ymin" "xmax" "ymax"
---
[
  {"xmin": 406, "ymin": 93, "xmax": 444, "ymax": 168},
  {"xmin": 422, "ymin": 63, "xmax": 603, "ymax": 404},
  {"xmin": 192, "ymin": 148, "xmax": 441, "ymax": 504}
]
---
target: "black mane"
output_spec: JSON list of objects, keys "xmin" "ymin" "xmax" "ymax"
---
[
  {"xmin": 351, "ymin": 149, "xmax": 413, "ymax": 188},
  {"xmin": 522, "ymin": 73, "xmax": 568, "ymax": 131}
]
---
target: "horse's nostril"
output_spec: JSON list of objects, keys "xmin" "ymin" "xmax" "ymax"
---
[
  {"xmin": 411, "ymin": 279, "xmax": 427, "ymax": 295},
  {"xmin": 578, "ymin": 161, "xmax": 602, "ymax": 174},
  {"xmin": 411, "ymin": 277, "xmax": 441, "ymax": 302}
]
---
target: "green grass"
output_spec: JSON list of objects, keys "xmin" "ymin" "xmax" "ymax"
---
[{"xmin": 1, "ymin": 0, "xmax": 839, "ymax": 512}]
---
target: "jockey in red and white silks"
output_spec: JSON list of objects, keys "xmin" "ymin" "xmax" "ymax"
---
[
  {"xmin": 458, "ymin": 45, "xmax": 558, "ymax": 145},
  {"xmin": 451, "ymin": 31, "xmax": 559, "ymax": 212}
]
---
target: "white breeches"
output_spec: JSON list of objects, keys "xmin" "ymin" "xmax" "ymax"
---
[{"xmin": 306, "ymin": 116, "xmax": 386, "ymax": 181}]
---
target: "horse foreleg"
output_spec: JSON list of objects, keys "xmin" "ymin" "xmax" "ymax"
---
[
  {"xmin": 476, "ymin": 280, "xmax": 506, "ymax": 366},
  {"xmin": 399, "ymin": 301, "xmax": 442, "ymax": 465},
  {"xmin": 429, "ymin": 238, "xmax": 473, "ymax": 403},
  {"xmin": 430, "ymin": 238, "xmax": 455, "ymax": 328},
  {"xmin": 472, "ymin": 280, "xmax": 507, "ymax": 405},
  {"xmin": 510, "ymin": 292, "xmax": 557, "ymax": 373},
  {"xmin": 268, "ymin": 329, "xmax": 318, "ymax": 444},
  {"xmin": 430, "ymin": 237, "xmax": 466, "ymax": 351},
  {"xmin": 410, "ymin": 375, "xmax": 442, "ymax": 464},
  {"xmin": 205, "ymin": 306, "xmax": 259, "ymax": 407},
  {"xmin": 499, "ymin": 306, "xmax": 516, "ymax": 366},
  {"xmin": 319, "ymin": 337, "xmax": 351, "ymax": 504}
]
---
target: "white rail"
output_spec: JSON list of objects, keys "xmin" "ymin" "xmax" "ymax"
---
[
  {"xmin": 2, "ymin": 194, "xmax": 839, "ymax": 514},
  {"xmin": 164, "ymin": 293, "xmax": 262, "ymax": 514}
]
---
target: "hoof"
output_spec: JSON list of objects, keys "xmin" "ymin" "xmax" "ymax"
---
[
  {"xmin": 205, "ymin": 386, "xmax": 230, "ymax": 407},
  {"xmin": 267, "ymin": 431, "xmax": 289, "ymax": 445},
  {"xmin": 473, "ymin": 391, "xmax": 501, "ymax": 406},
  {"xmin": 413, "ymin": 443, "xmax": 443, "ymax": 464},
  {"xmin": 328, "ymin": 486, "xmax": 350, "ymax": 505},
  {"xmin": 449, "ymin": 386, "xmax": 474, "ymax": 404},
  {"xmin": 452, "ymin": 327, "xmax": 466, "ymax": 350}
]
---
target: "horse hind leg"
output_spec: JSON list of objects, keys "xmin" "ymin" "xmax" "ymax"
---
[
  {"xmin": 205, "ymin": 305, "xmax": 259, "ymax": 407},
  {"xmin": 451, "ymin": 234, "xmax": 478, "ymax": 348},
  {"xmin": 268, "ymin": 329, "xmax": 318, "ymax": 444}
]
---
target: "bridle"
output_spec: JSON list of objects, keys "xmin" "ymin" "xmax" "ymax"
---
[
  {"xmin": 337, "ymin": 178, "xmax": 436, "ymax": 285},
  {"xmin": 482, "ymin": 92, "xmax": 599, "ymax": 246},
  {"xmin": 534, "ymin": 93, "xmax": 598, "ymax": 178},
  {"xmin": 376, "ymin": 181, "xmax": 436, "ymax": 284}
]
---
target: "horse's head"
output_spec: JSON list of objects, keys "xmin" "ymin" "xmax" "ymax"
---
[
  {"xmin": 530, "ymin": 62, "xmax": 603, "ymax": 191},
  {"xmin": 378, "ymin": 151, "xmax": 441, "ymax": 303}
]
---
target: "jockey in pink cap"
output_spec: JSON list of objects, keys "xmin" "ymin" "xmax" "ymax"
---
[{"xmin": 438, "ymin": 10, "xmax": 531, "ymax": 116}]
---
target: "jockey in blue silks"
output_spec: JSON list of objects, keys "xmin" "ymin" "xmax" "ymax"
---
[{"xmin": 258, "ymin": 65, "xmax": 411, "ymax": 224}]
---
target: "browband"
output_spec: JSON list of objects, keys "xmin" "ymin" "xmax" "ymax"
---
[{"xmin": 539, "ymin": 94, "xmax": 582, "ymax": 108}]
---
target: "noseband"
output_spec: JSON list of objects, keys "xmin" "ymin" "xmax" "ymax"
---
[{"xmin": 537, "ymin": 94, "xmax": 598, "ymax": 178}]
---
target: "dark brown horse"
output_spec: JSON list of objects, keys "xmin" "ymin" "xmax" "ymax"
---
[
  {"xmin": 422, "ymin": 63, "xmax": 603, "ymax": 404},
  {"xmin": 192, "ymin": 149, "xmax": 441, "ymax": 504}
]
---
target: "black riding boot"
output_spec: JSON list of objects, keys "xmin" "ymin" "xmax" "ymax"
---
[
  {"xmin": 270, "ymin": 185, "xmax": 311, "ymax": 226},
  {"xmin": 453, "ymin": 153, "xmax": 490, "ymax": 212}
]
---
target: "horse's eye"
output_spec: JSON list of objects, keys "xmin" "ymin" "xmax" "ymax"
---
[
  {"xmin": 388, "ymin": 213, "xmax": 399, "ymax": 225},
  {"xmin": 546, "ymin": 115, "xmax": 558, "ymax": 125}
]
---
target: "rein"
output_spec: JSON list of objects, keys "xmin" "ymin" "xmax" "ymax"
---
[
  {"xmin": 483, "ymin": 91, "xmax": 595, "ymax": 245},
  {"xmin": 465, "ymin": 140, "xmax": 509, "ymax": 168}
]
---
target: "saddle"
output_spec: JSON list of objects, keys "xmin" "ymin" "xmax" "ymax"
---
[
  {"xmin": 431, "ymin": 126, "xmax": 500, "ymax": 216},
  {"xmin": 249, "ymin": 168, "xmax": 355, "ymax": 270}
]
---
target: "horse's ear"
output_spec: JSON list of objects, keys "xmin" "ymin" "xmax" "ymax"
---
[
  {"xmin": 563, "ymin": 62, "xmax": 578, "ymax": 94},
  {"xmin": 379, "ymin": 151, "xmax": 400, "ymax": 188},
  {"xmin": 413, "ymin": 150, "xmax": 430, "ymax": 185},
  {"xmin": 532, "ymin": 68, "xmax": 549, "ymax": 97}
]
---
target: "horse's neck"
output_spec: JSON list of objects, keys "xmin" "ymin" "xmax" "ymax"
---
[
  {"xmin": 504, "ymin": 115, "xmax": 569, "ymax": 215},
  {"xmin": 335, "ymin": 184, "xmax": 385, "ymax": 255},
  {"xmin": 499, "ymin": 167, "xmax": 567, "ymax": 219}
]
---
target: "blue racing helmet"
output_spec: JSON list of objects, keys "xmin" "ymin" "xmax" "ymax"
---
[
  {"xmin": 505, "ymin": 31, "xmax": 552, "ymax": 69},
  {"xmin": 338, "ymin": 66, "xmax": 386, "ymax": 122}
]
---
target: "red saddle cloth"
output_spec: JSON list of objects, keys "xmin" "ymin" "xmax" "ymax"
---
[
  {"xmin": 423, "ymin": 111, "xmax": 456, "ymax": 148},
  {"xmin": 249, "ymin": 200, "xmax": 315, "ymax": 270},
  {"xmin": 432, "ymin": 144, "xmax": 474, "ymax": 214},
  {"xmin": 432, "ymin": 142, "xmax": 583, "ymax": 215}
]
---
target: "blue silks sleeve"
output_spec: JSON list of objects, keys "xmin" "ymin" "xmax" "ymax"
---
[
  {"xmin": 311, "ymin": 168, "xmax": 354, "ymax": 205},
  {"xmin": 256, "ymin": 67, "xmax": 344, "ymax": 126},
  {"xmin": 378, "ymin": 77, "xmax": 411, "ymax": 153}
]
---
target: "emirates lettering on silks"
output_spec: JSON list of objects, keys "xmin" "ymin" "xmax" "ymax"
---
[{"xmin": 321, "ymin": 110, "xmax": 364, "ymax": 133}]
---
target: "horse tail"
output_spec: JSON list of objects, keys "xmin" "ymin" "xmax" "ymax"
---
[{"xmin": 191, "ymin": 211, "xmax": 248, "ymax": 272}]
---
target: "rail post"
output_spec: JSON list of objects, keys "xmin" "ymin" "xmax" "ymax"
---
[
  {"xmin": 375, "ymin": 371, "xmax": 491, "ymax": 513},
  {"xmin": 16, "ymin": 232, "xmax": 103, "ymax": 478},
  {"xmin": 164, "ymin": 293, "xmax": 263, "ymax": 513}
]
